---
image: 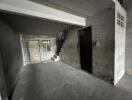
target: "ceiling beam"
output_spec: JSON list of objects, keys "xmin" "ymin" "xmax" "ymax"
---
[{"xmin": 0, "ymin": 0, "xmax": 86, "ymax": 26}]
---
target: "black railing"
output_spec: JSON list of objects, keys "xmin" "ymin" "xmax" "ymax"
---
[{"xmin": 56, "ymin": 26, "xmax": 74, "ymax": 55}]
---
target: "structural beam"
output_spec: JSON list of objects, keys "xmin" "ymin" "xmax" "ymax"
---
[{"xmin": 0, "ymin": 0, "xmax": 86, "ymax": 26}]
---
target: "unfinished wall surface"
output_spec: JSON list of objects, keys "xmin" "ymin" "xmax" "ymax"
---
[
  {"xmin": 125, "ymin": 2, "xmax": 132, "ymax": 69},
  {"xmin": 0, "ymin": 53, "xmax": 3, "ymax": 98},
  {"xmin": 60, "ymin": 8, "xmax": 115, "ymax": 83},
  {"xmin": 60, "ymin": 27, "xmax": 81, "ymax": 69},
  {"xmin": 0, "ymin": 19, "xmax": 23, "ymax": 95},
  {"xmin": 0, "ymin": 53, "xmax": 7, "ymax": 99},
  {"xmin": 59, "ymin": 6, "xmax": 126, "ymax": 85},
  {"xmin": 91, "ymin": 8, "xmax": 115, "ymax": 83},
  {"xmin": 114, "ymin": 1, "xmax": 127, "ymax": 85}
]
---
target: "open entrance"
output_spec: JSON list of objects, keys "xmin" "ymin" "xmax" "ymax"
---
[
  {"xmin": 79, "ymin": 26, "xmax": 92, "ymax": 73},
  {"xmin": 20, "ymin": 35, "xmax": 56, "ymax": 65}
]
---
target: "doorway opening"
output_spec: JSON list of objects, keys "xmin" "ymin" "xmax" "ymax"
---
[
  {"xmin": 20, "ymin": 35, "xmax": 56, "ymax": 65},
  {"xmin": 79, "ymin": 26, "xmax": 92, "ymax": 73}
]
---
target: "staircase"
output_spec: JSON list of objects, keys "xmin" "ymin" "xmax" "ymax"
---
[
  {"xmin": 51, "ymin": 54, "xmax": 60, "ymax": 62},
  {"xmin": 51, "ymin": 25, "xmax": 74, "ymax": 62}
]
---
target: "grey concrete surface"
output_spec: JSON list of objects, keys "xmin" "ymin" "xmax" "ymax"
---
[
  {"xmin": 0, "ymin": 19, "xmax": 23, "ymax": 95},
  {"xmin": 114, "ymin": 2, "xmax": 127, "ymax": 85},
  {"xmin": 30, "ymin": 0, "xmax": 112, "ymax": 17},
  {"xmin": 60, "ymin": 8, "xmax": 115, "ymax": 83},
  {"xmin": 91, "ymin": 8, "xmax": 115, "ymax": 83},
  {"xmin": 12, "ymin": 62, "xmax": 132, "ymax": 100},
  {"xmin": 0, "ymin": 53, "xmax": 8, "ymax": 99},
  {"xmin": 125, "ymin": 1, "xmax": 132, "ymax": 69},
  {"xmin": 60, "ymin": 27, "xmax": 81, "ymax": 69},
  {"xmin": 0, "ymin": 12, "xmax": 70, "ymax": 37}
]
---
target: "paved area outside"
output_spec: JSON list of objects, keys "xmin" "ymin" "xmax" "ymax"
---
[{"xmin": 12, "ymin": 61, "xmax": 132, "ymax": 100}]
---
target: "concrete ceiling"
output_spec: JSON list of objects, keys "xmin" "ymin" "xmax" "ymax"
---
[
  {"xmin": 30, "ymin": 0, "xmax": 113, "ymax": 17},
  {"xmin": 0, "ymin": 12, "xmax": 72, "ymax": 36},
  {"xmin": 0, "ymin": 0, "xmax": 86, "ymax": 26}
]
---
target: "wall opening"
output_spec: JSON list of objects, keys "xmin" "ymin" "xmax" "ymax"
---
[
  {"xmin": 79, "ymin": 26, "xmax": 92, "ymax": 73},
  {"xmin": 21, "ymin": 35, "xmax": 56, "ymax": 65}
]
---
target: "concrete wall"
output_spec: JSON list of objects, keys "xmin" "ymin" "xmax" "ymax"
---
[
  {"xmin": 0, "ymin": 53, "xmax": 7, "ymax": 99},
  {"xmin": 114, "ymin": 2, "xmax": 127, "ymax": 85},
  {"xmin": 60, "ymin": 27, "xmax": 81, "ymax": 69},
  {"xmin": 60, "ymin": 5, "xmax": 127, "ymax": 85},
  {"xmin": 0, "ymin": 19, "xmax": 23, "ymax": 95},
  {"xmin": 0, "ymin": 53, "xmax": 3, "ymax": 98},
  {"xmin": 91, "ymin": 8, "xmax": 115, "ymax": 83},
  {"xmin": 125, "ymin": 2, "xmax": 132, "ymax": 69},
  {"xmin": 60, "ymin": 8, "xmax": 115, "ymax": 84}
]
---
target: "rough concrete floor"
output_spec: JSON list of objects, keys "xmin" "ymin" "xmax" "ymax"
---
[{"xmin": 12, "ymin": 61, "xmax": 132, "ymax": 100}]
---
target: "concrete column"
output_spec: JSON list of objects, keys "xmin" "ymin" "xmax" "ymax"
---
[{"xmin": 114, "ymin": 0, "xmax": 127, "ymax": 85}]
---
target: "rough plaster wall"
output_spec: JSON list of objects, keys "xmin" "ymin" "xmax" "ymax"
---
[
  {"xmin": 0, "ymin": 19, "xmax": 23, "ymax": 95},
  {"xmin": 126, "ymin": 4, "xmax": 132, "ymax": 68},
  {"xmin": 60, "ymin": 27, "xmax": 81, "ymax": 69},
  {"xmin": 60, "ymin": 8, "xmax": 115, "ymax": 83},
  {"xmin": 114, "ymin": 3, "xmax": 127, "ymax": 85},
  {"xmin": 0, "ymin": 53, "xmax": 7, "ymax": 99},
  {"xmin": 0, "ymin": 53, "xmax": 3, "ymax": 96},
  {"xmin": 91, "ymin": 8, "xmax": 115, "ymax": 83}
]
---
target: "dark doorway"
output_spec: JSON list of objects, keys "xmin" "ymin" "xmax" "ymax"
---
[{"xmin": 79, "ymin": 27, "xmax": 92, "ymax": 73}]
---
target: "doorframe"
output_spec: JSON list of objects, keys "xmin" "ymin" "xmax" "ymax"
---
[{"xmin": 78, "ymin": 26, "xmax": 92, "ymax": 73}]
